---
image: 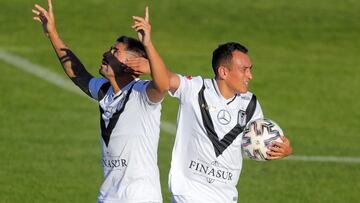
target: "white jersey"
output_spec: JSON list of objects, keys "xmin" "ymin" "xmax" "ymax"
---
[
  {"xmin": 88, "ymin": 78, "xmax": 162, "ymax": 203},
  {"xmin": 168, "ymin": 75, "xmax": 263, "ymax": 203}
]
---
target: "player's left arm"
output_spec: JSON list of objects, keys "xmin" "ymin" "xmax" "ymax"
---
[
  {"xmin": 132, "ymin": 7, "xmax": 169, "ymax": 103},
  {"xmin": 266, "ymin": 136, "xmax": 293, "ymax": 160},
  {"xmin": 251, "ymin": 101, "xmax": 293, "ymax": 160}
]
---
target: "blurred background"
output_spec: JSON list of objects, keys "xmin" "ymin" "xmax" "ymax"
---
[{"xmin": 0, "ymin": 0, "xmax": 359, "ymax": 202}]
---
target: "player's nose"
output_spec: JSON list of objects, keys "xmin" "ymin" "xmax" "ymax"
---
[{"xmin": 247, "ymin": 69, "xmax": 253, "ymax": 80}]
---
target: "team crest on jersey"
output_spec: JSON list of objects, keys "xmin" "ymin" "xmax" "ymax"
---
[
  {"xmin": 185, "ymin": 75, "xmax": 193, "ymax": 80},
  {"xmin": 237, "ymin": 110, "xmax": 247, "ymax": 127},
  {"xmin": 217, "ymin": 109, "xmax": 231, "ymax": 125}
]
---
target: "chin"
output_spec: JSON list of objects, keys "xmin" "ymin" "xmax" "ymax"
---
[{"xmin": 238, "ymin": 88, "xmax": 248, "ymax": 93}]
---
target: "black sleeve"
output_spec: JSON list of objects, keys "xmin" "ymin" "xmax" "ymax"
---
[{"xmin": 59, "ymin": 48, "xmax": 94, "ymax": 97}]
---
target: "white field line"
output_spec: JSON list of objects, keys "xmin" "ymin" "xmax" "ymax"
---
[
  {"xmin": 0, "ymin": 49, "xmax": 83, "ymax": 96},
  {"xmin": 285, "ymin": 155, "xmax": 360, "ymax": 163},
  {"xmin": 1, "ymin": 49, "xmax": 360, "ymax": 164}
]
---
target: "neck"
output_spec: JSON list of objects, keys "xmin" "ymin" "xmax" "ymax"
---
[
  {"xmin": 109, "ymin": 75, "xmax": 136, "ymax": 94},
  {"xmin": 215, "ymin": 79, "xmax": 236, "ymax": 99}
]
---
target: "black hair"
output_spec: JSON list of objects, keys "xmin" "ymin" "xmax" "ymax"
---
[
  {"xmin": 211, "ymin": 42, "xmax": 248, "ymax": 76},
  {"xmin": 116, "ymin": 36, "xmax": 148, "ymax": 59}
]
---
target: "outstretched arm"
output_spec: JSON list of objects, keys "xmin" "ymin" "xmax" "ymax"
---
[
  {"xmin": 127, "ymin": 6, "xmax": 180, "ymax": 97},
  {"xmin": 132, "ymin": 7, "xmax": 169, "ymax": 103},
  {"xmin": 32, "ymin": 0, "xmax": 93, "ymax": 96}
]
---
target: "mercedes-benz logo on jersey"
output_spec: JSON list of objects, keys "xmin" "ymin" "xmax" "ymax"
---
[{"xmin": 217, "ymin": 109, "xmax": 231, "ymax": 125}]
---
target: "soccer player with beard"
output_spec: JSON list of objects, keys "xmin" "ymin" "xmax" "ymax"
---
[
  {"xmin": 33, "ymin": 1, "xmax": 168, "ymax": 202},
  {"xmin": 128, "ymin": 43, "xmax": 293, "ymax": 202}
]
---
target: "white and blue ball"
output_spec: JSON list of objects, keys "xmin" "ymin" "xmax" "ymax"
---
[{"xmin": 241, "ymin": 118, "xmax": 284, "ymax": 161}]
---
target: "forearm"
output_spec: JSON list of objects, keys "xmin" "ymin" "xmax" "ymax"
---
[
  {"xmin": 48, "ymin": 31, "xmax": 77, "ymax": 78},
  {"xmin": 145, "ymin": 42, "xmax": 170, "ymax": 93},
  {"xmin": 48, "ymin": 30, "xmax": 67, "ymax": 59},
  {"xmin": 48, "ymin": 30, "xmax": 93, "ymax": 96}
]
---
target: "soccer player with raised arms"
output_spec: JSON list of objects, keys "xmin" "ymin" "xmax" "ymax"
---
[
  {"xmin": 32, "ymin": 1, "xmax": 168, "ymax": 202},
  {"xmin": 129, "ymin": 42, "xmax": 293, "ymax": 202}
]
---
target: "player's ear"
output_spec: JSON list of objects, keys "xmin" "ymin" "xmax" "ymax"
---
[{"xmin": 217, "ymin": 65, "xmax": 228, "ymax": 79}]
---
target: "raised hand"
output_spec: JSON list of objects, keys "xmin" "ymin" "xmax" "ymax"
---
[
  {"xmin": 132, "ymin": 6, "xmax": 151, "ymax": 46},
  {"xmin": 124, "ymin": 57, "xmax": 151, "ymax": 75},
  {"xmin": 32, "ymin": 0, "xmax": 56, "ymax": 36}
]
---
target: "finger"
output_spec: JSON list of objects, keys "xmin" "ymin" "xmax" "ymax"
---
[
  {"xmin": 101, "ymin": 64, "xmax": 110, "ymax": 69},
  {"xmin": 134, "ymin": 27, "xmax": 147, "ymax": 34},
  {"xmin": 133, "ymin": 71, "xmax": 143, "ymax": 75},
  {"xmin": 132, "ymin": 25, "xmax": 147, "ymax": 32},
  {"xmin": 48, "ymin": 0, "xmax": 53, "ymax": 12},
  {"xmin": 268, "ymin": 146, "xmax": 284, "ymax": 153},
  {"xmin": 34, "ymin": 4, "xmax": 50, "ymax": 18},
  {"xmin": 124, "ymin": 63, "xmax": 141, "ymax": 70},
  {"xmin": 132, "ymin": 22, "xmax": 149, "ymax": 30},
  {"xmin": 132, "ymin": 16, "xmax": 146, "ymax": 23},
  {"xmin": 126, "ymin": 57, "xmax": 144, "ymax": 62},
  {"xmin": 267, "ymin": 151, "xmax": 283, "ymax": 157},
  {"xmin": 128, "ymin": 60, "xmax": 147, "ymax": 66},
  {"xmin": 281, "ymin": 136, "xmax": 289, "ymax": 144},
  {"xmin": 131, "ymin": 22, "xmax": 142, "ymax": 28},
  {"xmin": 132, "ymin": 25, "xmax": 143, "ymax": 32},
  {"xmin": 266, "ymin": 155, "xmax": 281, "ymax": 160},
  {"xmin": 34, "ymin": 4, "xmax": 47, "ymax": 14},
  {"xmin": 270, "ymin": 141, "xmax": 284, "ymax": 148},
  {"xmin": 124, "ymin": 61, "xmax": 142, "ymax": 67},
  {"xmin": 33, "ymin": 16, "xmax": 42, "ymax": 23},
  {"xmin": 266, "ymin": 150, "xmax": 285, "ymax": 159},
  {"xmin": 32, "ymin": 9, "xmax": 40, "ymax": 15},
  {"xmin": 145, "ymin": 6, "xmax": 149, "ymax": 22},
  {"xmin": 125, "ymin": 58, "xmax": 147, "ymax": 65},
  {"xmin": 132, "ymin": 19, "xmax": 150, "ymax": 29}
]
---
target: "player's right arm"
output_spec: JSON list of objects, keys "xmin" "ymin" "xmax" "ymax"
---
[
  {"xmin": 168, "ymin": 71, "xmax": 181, "ymax": 94},
  {"xmin": 32, "ymin": 0, "xmax": 94, "ymax": 96},
  {"xmin": 124, "ymin": 58, "xmax": 180, "ymax": 94}
]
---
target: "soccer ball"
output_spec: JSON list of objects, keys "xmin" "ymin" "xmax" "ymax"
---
[{"xmin": 241, "ymin": 118, "xmax": 284, "ymax": 161}]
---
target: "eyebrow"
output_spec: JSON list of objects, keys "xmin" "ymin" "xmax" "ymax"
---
[{"xmin": 110, "ymin": 46, "xmax": 141, "ymax": 58}]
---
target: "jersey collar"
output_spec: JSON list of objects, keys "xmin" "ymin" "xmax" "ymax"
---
[
  {"xmin": 113, "ymin": 79, "xmax": 138, "ymax": 99},
  {"xmin": 211, "ymin": 78, "xmax": 238, "ymax": 105}
]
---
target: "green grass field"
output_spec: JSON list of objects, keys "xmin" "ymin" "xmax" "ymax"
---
[{"xmin": 1, "ymin": 0, "xmax": 359, "ymax": 202}]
